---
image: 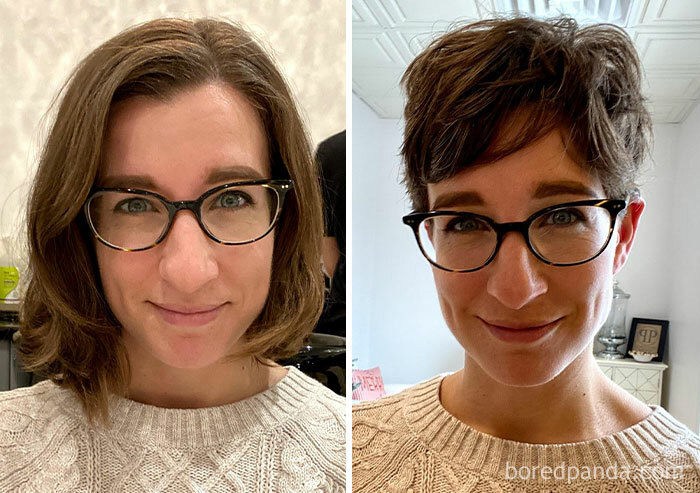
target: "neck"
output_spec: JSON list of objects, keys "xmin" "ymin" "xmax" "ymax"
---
[
  {"xmin": 125, "ymin": 350, "xmax": 286, "ymax": 409},
  {"xmin": 440, "ymin": 346, "xmax": 651, "ymax": 444}
]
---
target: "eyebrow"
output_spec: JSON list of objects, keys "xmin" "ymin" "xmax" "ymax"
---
[
  {"xmin": 98, "ymin": 165, "xmax": 268, "ymax": 189},
  {"xmin": 533, "ymin": 181, "xmax": 598, "ymax": 199},
  {"xmin": 430, "ymin": 180, "xmax": 599, "ymax": 210}
]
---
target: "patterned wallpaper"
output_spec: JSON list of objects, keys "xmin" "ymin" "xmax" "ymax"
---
[{"xmin": 0, "ymin": 0, "xmax": 346, "ymax": 263}]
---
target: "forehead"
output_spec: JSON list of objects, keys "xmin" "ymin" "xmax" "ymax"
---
[
  {"xmin": 99, "ymin": 82, "xmax": 270, "ymax": 196},
  {"xmin": 427, "ymin": 129, "xmax": 603, "ymax": 212}
]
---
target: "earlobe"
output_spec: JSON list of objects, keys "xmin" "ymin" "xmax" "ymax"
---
[{"xmin": 612, "ymin": 198, "xmax": 645, "ymax": 275}]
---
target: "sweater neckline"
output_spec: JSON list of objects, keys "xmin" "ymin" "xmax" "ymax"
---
[
  {"xmin": 403, "ymin": 374, "xmax": 691, "ymax": 475},
  {"xmin": 55, "ymin": 366, "xmax": 319, "ymax": 448}
]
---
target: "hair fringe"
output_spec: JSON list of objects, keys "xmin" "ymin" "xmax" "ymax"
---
[{"xmin": 400, "ymin": 16, "xmax": 653, "ymax": 211}]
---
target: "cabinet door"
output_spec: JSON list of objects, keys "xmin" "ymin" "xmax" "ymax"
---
[
  {"xmin": 612, "ymin": 367, "xmax": 662, "ymax": 405},
  {"xmin": 599, "ymin": 363, "xmax": 615, "ymax": 380}
]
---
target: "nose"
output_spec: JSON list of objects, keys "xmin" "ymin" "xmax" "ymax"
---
[
  {"xmin": 486, "ymin": 232, "xmax": 548, "ymax": 310},
  {"xmin": 158, "ymin": 212, "xmax": 219, "ymax": 293}
]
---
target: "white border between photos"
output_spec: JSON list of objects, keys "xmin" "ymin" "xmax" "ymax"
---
[{"xmin": 345, "ymin": 0, "xmax": 353, "ymax": 488}]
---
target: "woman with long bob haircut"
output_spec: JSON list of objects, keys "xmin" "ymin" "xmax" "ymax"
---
[{"xmin": 0, "ymin": 18, "xmax": 345, "ymax": 491}]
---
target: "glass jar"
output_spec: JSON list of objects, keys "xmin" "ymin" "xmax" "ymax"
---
[{"xmin": 596, "ymin": 279, "xmax": 630, "ymax": 359}]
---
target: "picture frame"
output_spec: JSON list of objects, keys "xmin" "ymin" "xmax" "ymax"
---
[{"xmin": 627, "ymin": 318, "xmax": 668, "ymax": 362}]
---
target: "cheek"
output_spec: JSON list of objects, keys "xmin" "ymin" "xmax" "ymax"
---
[
  {"xmin": 572, "ymin": 254, "xmax": 614, "ymax": 334},
  {"xmin": 433, "ymin": 269, "xmax": 485, "ymax": 327},
  {"xmin": 568, "ymin": 239, "xmax": 615, "ymax": 304},
  {"xmin": 219, "ymin": 237, "xmax": 274, "ymax": 302},
  {"xmin": 94, "ymin": 244, "xmax": 152, "ymax": 310}
]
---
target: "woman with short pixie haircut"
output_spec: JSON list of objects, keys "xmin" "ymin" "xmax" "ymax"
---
[
  {"xmin": 353, "ymin": 17, "xmax": 700, "ymax": 492},
  {"xmin": 0, "ymin": 18, "xmax": 344, "ymax": 492}
]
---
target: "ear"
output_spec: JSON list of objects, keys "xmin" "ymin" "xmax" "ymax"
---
[
  {"xmin": 613, "ymin": 198, "xmax": 645, "ymax": 275},
  {"xmin": 425, "ymin": 220, "xmax": 433, "ymax": 244}
]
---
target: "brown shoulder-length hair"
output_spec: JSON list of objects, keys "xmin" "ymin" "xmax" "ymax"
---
[
  {"xmin": 18, "ymin": 17, "xmax": 324, "ymax": 428},
  {"xmin": 401, "ymin": 16, "xmax": 652, "ymax": 211}
]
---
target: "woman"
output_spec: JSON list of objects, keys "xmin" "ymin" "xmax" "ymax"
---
[
  {"xmin": 0, "ymin": 18, "xmax": 344, "ymax": 492},
  {"xmin": 352, "ymin": 17, "xmax": 700, "ymax": 492}
]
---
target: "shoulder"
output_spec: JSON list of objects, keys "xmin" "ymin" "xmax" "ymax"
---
[
  {"xmin": 651, "ymin": 406, "xmax": 700, "ymax": 464},
  {"xmin": 284, "ymin": 366, "xmax": 345, "ymax": 424},
  {"xmin": 352, "ymin": 387, "xmax": 408, "ymax": 427},
  {"xmin": 352, "ymin": 376, "xmax": 441, "ymax": 428},
  {"xmin": 275, "ymin": 368, "xmax": 346, "ymax": 487},
  {"xmin": 0, "ymin": 380, "xmax": 73, "ymax": 433},
  {"xmin": 0, "ymin": 381, "xmax": 87, "ymax": 486},
  {"xmin": 279, "ymin": 367, "xmax": 346, "ymax": 452},
  {"xmin": 352, "ymin": 377, "xmax": 442, "ymax": 484}
]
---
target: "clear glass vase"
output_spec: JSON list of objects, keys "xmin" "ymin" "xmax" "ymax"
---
[{"xmin": 596, "ymin": 280, "xmax": 630, "ymax": 359}]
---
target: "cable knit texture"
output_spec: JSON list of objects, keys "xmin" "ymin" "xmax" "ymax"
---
[
  {"xmin": 353, "ymin": 375, "xmax": 700, "ymax": 492},
  {"xmin": 0, "ymin": 366, "xmax": 345, "ymax": 492}
]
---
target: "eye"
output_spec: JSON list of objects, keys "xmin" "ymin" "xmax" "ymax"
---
[
  {"xmin": 114, "ymin": 197, "xmax": 156, "ymax": 214},
  {"xmin": 543, "ymin": 208, "xmax": 584, "ymax": 225},
  {"xmin": 444, "ymin": 216, "xmax": 488, "ymax": 233},
  {"xmin": 214, "ymin": 190, "xmax": 252, "ymax": 209}
]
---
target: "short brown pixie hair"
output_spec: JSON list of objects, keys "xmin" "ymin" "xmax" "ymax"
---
[
  {"xmin": 401, "ymin": 16, "xmax": 652, "ymax": 211},
  {"xmin": 18, "ymin": 18, "xmax": 324, "ymax": 427}
]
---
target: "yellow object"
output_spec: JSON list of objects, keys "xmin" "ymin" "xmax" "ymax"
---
[{"xmin": 0, "ymin": 266, "xmax": 19, "ymax": 302}]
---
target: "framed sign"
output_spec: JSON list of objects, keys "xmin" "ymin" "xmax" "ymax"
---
[
  {"xmin": 351, "ymin": 367, "xmax": 386, "ymax": 401},
  {"xmin": 627, "ymin": 318, "xmax": 668, "ymax": 362}
]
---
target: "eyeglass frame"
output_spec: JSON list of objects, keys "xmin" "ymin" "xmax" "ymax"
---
[
  {"xmin": 402, "ymin": 198, "xmax": 627, "ymax": 273},
  {"xmin": 83, "ymin": 179, "xmax": 293, "ymax": 252}
]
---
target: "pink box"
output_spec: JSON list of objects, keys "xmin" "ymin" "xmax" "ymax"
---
[{"xmin": 352, "ymin": 367, "xmax": 386, "ymax": 401}]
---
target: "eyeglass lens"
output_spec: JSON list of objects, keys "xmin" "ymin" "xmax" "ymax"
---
[
  {"xmin": 87, "ymin": 184, "xmax": 279, "ymax": 250},
  {"xmin": 417, "ymin": 205, "xmax": 612, "ymax": 271}
]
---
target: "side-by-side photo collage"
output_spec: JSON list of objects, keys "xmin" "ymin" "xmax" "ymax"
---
[{"xmin": 1, "ymin": 1, "xmax": 699, "ymax": 491}]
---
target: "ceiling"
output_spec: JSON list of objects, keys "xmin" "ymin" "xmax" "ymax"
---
[{"xmin": 352, "ymin": 0, "xmax": 700, "ymax": 123}]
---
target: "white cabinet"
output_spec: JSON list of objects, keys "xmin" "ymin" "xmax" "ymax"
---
[{"xmin": 596, "ymin": 357, "xmax": 668, "ymax": 405}]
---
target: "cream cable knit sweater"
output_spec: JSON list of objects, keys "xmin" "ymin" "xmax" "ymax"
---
[
  {"xmin": 0, "ymin": 366, "xmax": 345, "ymax": 492},
  {"xmin": 353, "ymin": 375, "xmax": 700, "ymax": 492}
]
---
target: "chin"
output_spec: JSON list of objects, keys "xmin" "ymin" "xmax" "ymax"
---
[
  {"xmin": 149, "ymin": 324, "xmax": 242, "ymax": 369},
  {"xmin": 473, "ymin": 351, "xmax": 569, "ymax": 388},
  {"xmin": 157, "ymin": 345, "xmax": 231, "ymax": 370},
  {"xmin": 488, "ymin": 366, "xmax": 559, "ymax": 387}
]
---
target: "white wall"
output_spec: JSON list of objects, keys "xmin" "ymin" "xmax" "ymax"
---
[
  {"xmin": 352, "ymin": 93, "xmax": 700, "ymax": 431},
  {"xmin": 666, "ymin": 102, "xmax": 700, "ymax": 433},
  {"xmin": 593, "ymin": 124, "xmax": 677, "ymax": 336},
  {"xmin": 352, "ymin": 94, "xmax": 464, "ymax": 384}
]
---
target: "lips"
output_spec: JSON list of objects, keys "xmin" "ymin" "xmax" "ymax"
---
[
  {"xmin": 481, "ymin": 318, "xmax": 562, "ymax": 330},
  {"xmin": 150, "ymin": 302, "xmax": 228, "ymax": 327},
  {"xmin": 479, "ymin": 316, "xmax": 563, "ymax": 344},
  {"xmin": 152, "ymin": 303, "xmax": 225, "ymax": 314}
]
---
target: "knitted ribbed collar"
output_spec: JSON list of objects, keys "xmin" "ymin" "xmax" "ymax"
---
[
  {"xmin": 48, "ymin": 366, "xmax": 321, "ymax": 449},
  {"xmin": 404, "ymin": 375, "xmax": 693, "ymax": 476}
]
